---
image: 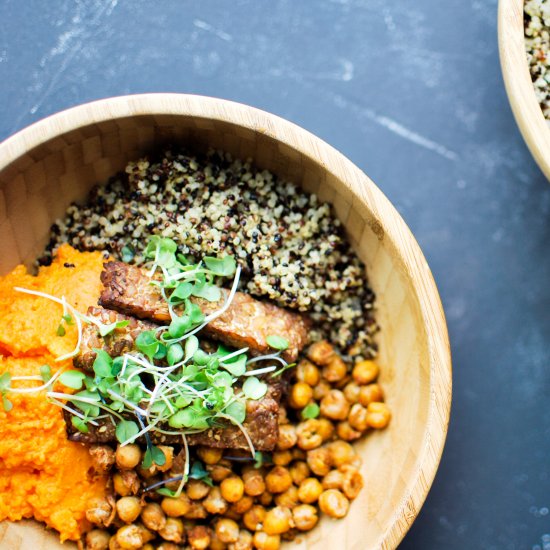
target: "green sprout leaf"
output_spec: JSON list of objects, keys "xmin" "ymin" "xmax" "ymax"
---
[
  {"xmin": 92, "ymin": 349, "xmax": 114, "ymax": 377},
  {"xmin": 301, "ymin": 402, "xmax": 320, "ymax": 420},
  {"xmin": 115, "ymin": 419, "xmax": 140, "ymax": 444},
  {"xmin": 62, "ymin": 314, "xmax": 74, "ymax": 325},
  {"xmin": 56, "ymin": 324, "xmax": 66, "ymax": 337},
  {"xmin": 156, "ymin": 487, "xmax": 178, "ymax": 497},
  {"xmin": 111, "ymin": 356, "xmax": 125, "ymax": 377},
  {"xmin": 254, "ymin": 451, "xmax": 272, "ymax": 469},
  {"xmin": 59, "ymin": 370, "xmax": 86, "ymax": 390},
  {"xmin": 225, "ymin": 400, "xmax": 246, "ymax": 424},
  {"xmin": 71, "ymin": 416, "xmax": 89, "ymax": 433},
  {"xmin": 142, "ymin": 445, "xmax": 166, "ymax": 469},
  {"xmin": 242, "ymin": 376, "xmax": 268, "ymax": 400},
  {"xmin": 184, "ymin": 335, "xmax": 199, "ymax": 361},
  {"xmin": 189, "ymin": 461, "xmax": 213, "ymax": 486},
  {"xmin": 144, "ymin": 236, "xmax": 178, "ymax": 268},
  {"xmin": 203, "ymin": 256, "xmax": 237, "ymax": 277},
  {"xmin": 220, "ymin": 354, "xmax": 247, "ymax": 377},
  {"xmin": 192, "ymin": 282, "xmax": 221, "ymax": 302},
  {"xmin": 40, "ymin": 365, "xmax": 52, "ymax": 382},
  {"xmin": 121, "ymin": 245, "xmax": 135, "ymax": 263},
  {"xmin": 2, "ymin": 396, "xmax": 12, "ymax": 412},
  {"xmin": 266, "ymin": 335, "xmax": 289, "ymax": 351},
  {"xmin": 136, "ymin": 331, "xmax": 160, "ymax": 360},
  {"xmin": 169, "ymin": 282, "xmax": 193, "ymax": 303},
  {"xmin": 71, "ymin": 390, "xmax": 101, "ymax": 417},
  {"xmin": 168, "ymin": 315, "xmax": 192, "ymax": 339},
  {"xmin": 0, "ymin": 372, "xmax": 11, "ymax": 392},
  {"xmin": 167, "ymin": 343, "xmax": 184, "ymax": 366},
  {"xmin": 98, "ymin": 320, "xmax": 130, "ymax": 338}
]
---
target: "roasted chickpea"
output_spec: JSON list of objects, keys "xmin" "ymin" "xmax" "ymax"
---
[
  {"xmin": 207, "ymin": 461, "xmax": 233, "ymax": 482},
  {"xmin": 252, "ymin": 531, "xmax": 280, "ymax": 550},
  {"xmin": 316, "ymin": 417, "xmax": 335, "ymax": 442},
  {"xmin": 296, "ymin": 359, "xmax": 320, "ymax": 387},
  {"xmin": 210, "ymin": 529, "xmax": 229, "ymax": 550},
  {"xmin": 156, "ymin": 544, "xmax": 181, "ymax": 550},
  {"xmin": 292, "ymin": 504, "xmax": 319, "ymax": 532},
  {"xmin": 263, "ymin": 506, "xmax": 293, "ymax": 535},
  {"xmin": 367, "ymin": 402, "xmax": 392, "ymax": 429},
  {"xmin": 307, "ymin": 447, "xmax": 332, "ymax": 477},
  {"xmin": 197, "ymin": 445, "xmax": 223, "ymax": 465},
  {"xmin": 221, "ymin": 475, "xmax": 245, "ymax": 502},
  {"xmin": 186, "ymin": 478, "xmax": 211, "ymax": 500},
  {"xmin": 272, "ymin": 450, "xmax": 292, "ymax": 466},
  {"xmin": 307, "ymin": 340, "xmax": 335, "ymax": 365},
  {"xmin": 274, "ymin": 485, "xmax": 300, "ymax": 509},
  {"xmin": 297, "ymin": 477, "xmax": 323, "ymax": 504},
  {"xmin": 322, "ymin": 355, "xmax": 347, "ymax": 382},
  {"xmin": 358, "ymin": 383, "xmax": 384, "ymax": 406},
  {"xmin": 115, "ymin": 525, "xmax": 143, "ymax": 549},
  {"xmin": 243, "ymin": 504, "xmax": 267, "ymax": 531},
  {"xmin": 352, "ymin": 360, "xmax": 379, "ymax": 385},
  {"xmin": 216, "ymin": 518, "xmax": 240, "ymax": 543},
  {"xmin": 159, "ymin": 517, "xmax": 185, "ymax": 543},
  {"xmin": 141, "ymin": 502, "xmax": 166, "ymax": 531},
  {"xmin": 89, "ymin": 445, "xmax": 115, "ymax": 472},
  {"xmin": 336, "ymin": 420, "xmax": 361, "ymax": 442},
  {"xmin": 343, "ymin": 381, "xmax": 361, "ymax": 404},
  {"xmin": 296, "ymin": 419, "xmax": 323, "ymax": 450},
  {"xmin": 259, "ymin": 491, "xmax": 273, "ymax": 506},
  {"xmin": 276, "ymin": 424, "xmax": 297, "ymax": 451},
  {"xmin": 188, "ymin": 525, "xmax": 212, "ymax": 549},
  {"xmin": 115, "ymin": 444, "xmax": 141, "ymax": 470},
  {"xmin": 203, "ymin": 486, "xmax": 229, "ymax": 514},
  {"xmin": 322, "ymin": 469, "xmax": 345, "ymax": 490},
  {"xmin": 161, "ymin": 493, "xmax": 191, "ymax": 517},
  {"xmin": 320, "ymin": 389, "xmax": 350, "ymax": 421},
  {"xmin": 348, "ymin": 403, "xmax": 369, "ymax": 431},
  {"xmin": 291, "ymin": 448, "xmax": 307, "ymax": 461},
  {"xmin": 229, "ymin": 529, "xmax": 254, "ymax": 550},
  {"xmin": 85, "ymin": 529, "xmax": 110, "ymax": 550},
  {"xmin": 183, "ymin": 501, "xmax": 208, "ymax": 519},
  {"xmin": 312, "ymin": 380, "xmax": 331, "ymax": 401},
  {"xmin": 265, "ymin": 466, "xmax": 293, "ymax": 494},
  {"xmin": 113, "ymin": 471, "xmax": 140, "ymax": 497},
  {"xmin": 231, "ymin": 495, "xmax": 254, "ymax": 515},
  {"xmin": 86, "ymin": 497, "xmax": 114, "ymax": 527},
  {"xmin": 243, "ymin": 468, "xmax": 266, "ymax": 497},
  {"xmin": 327, "ymin": 440, "xmax": 355, "ymax": 467},
  {"xmin": 108, "ymin": 537, "xmax": 123, "ymax": 550},
  {"xmin": 342, "ymin": 467, "xmax": 364, "ymax": 499},
  {"xmin": 289, "ymin": 461, "xmax": 310, "ymax": 485},
  {"xmin": 116, "ymin": 496, "xmax": 141, "ymax": 523},
  {"xmin": 318, "ymin": 489, "xmax": 350, "ymax": 518},
  {"xmin": 289, "ymin": 382, "xmax": 313, "ymax": 409}
]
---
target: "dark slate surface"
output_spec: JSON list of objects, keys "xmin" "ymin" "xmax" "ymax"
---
[{"xmin": 1, "ymin": 0, "xmax": 549, "ymax": 548}]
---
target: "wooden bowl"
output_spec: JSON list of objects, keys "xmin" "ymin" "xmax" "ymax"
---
[
  {"xmin": 499, "ymin": 0, "xmax": 550, "ymax": 179},
  {"xmin": 0, "ymin": 94, "xmax": 451, "ymax": 549}
]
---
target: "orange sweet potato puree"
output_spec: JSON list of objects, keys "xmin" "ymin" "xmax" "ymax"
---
[{"xmin": 0, "ymin": 245, "xmax": 109, "ymax": 541}]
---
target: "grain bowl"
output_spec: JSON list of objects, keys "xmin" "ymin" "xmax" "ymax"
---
[{"xmin": 0, "ymin": 94, "xmax": 451, "ymax": 549}]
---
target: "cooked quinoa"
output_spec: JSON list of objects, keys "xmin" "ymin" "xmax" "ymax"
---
[
  {"xmin": 525, "ymin": 0, "xmax": 550, "ymax": 118},
  {"xmin": 42, "ymin": 150, "xmax": 377, "ymax": 356}
]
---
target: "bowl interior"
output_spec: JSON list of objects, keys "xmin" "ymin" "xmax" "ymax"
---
[{"xmin": 0, "ymin": 97, "xmax": 451, "ymax": 549}]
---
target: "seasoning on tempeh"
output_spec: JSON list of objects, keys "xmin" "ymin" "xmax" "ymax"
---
[{"xmin": 98, "ymin": 261, "xmax": 311, "ymax": 362}]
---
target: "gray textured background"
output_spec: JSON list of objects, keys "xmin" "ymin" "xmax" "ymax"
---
[{"xmin": 1, "ymin": 1, "xmax": 549, "ymax": 548}]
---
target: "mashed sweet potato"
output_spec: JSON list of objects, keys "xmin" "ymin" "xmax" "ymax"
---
[{"xmin": 0, "ymin": 245, "xmax": 109, "ymax": 541}]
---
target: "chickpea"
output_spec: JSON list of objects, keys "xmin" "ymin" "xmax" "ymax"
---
[
  {"xmin": 276, "ymin": 424, "xmax": 297, "ymax": 451},
  {"xmin": 320, "ymin": 390, "xmax": 350, "ymax": 421},
  {"xmin": 348, "ymin": 403, "xmax": 369, "ymax": 432},
  {"xmin": 278, "ymin": 406, "xmax": 289, "ymax": 425},
  {"xmin": 208, "ymin": 461, "xmax": 233, "ymax": 482},
  {"xmin": 263, "ymin": 506, "xmax": 293, "ymax": 535},
  {"xmin": 289, "ymin": 382, "xmax": 313, "ymax": 409},
  {"xmin": 231, "ymin": 495, "xmax": 254, "ymax": 514},
  {"xmin": 85, "ymin": 529, "xmax": 110, "ymax": 550},
  {"xmin": 322, "ymin": 355, "xmax": 347, "ymax": 382},
  {"xmin": 159, "ymin": 517, "xmax": 185, "ymax": 543},
  {"xmin": 272, "ymin": 450, "xmax": 292, "ymax": 466},
  {"xmin": 312, "ymin": 380, "xmax": 331, "ymax": 401},
  {"xmin": 139, "ymin": 525, "xmax": 155, "ymax": 544},
  {"xmin": 297, "ymin": 477, "xmax": 323, "ymax": 504},
  {"xmin": 116, "ymin": 496, "xmax": 141, "ymax": 523},
  {"xmin": 210, "ymin": 530, "xmax": 229, "ymax": 550},
  {"xmin": 252, "ymin": 531, "xmax": 280, "ymax": 550},
  {"xmin": 359, "ymin": 383, "xmax": 384, "ymax": 406},
  {"xmin": 296, "ymin": 419, "xmax": 323, "ymax": 450},
  {"xmin": 289, "ymin": 461, "xmax": 310, "ymax": 485},
  {"xmin": 203, "ymin": 486, "xmax": 229, "ymax": 514},
  {"xmin": 243, "ymin": 468, "xmax": 266, "ymax": 497},
  {"xmin": 352, "ymin": 360, "xmax": 379, "ymax": 385},
  {"xmin": 259, "ymin": 491, "xmax": 273, "ymax": 506},
  {"xmin": 296, "ymin": 359, "xmax": 320, "ymax": 387},
  {"xmin": 327, "ymin": 440, "xmax": 355, "ymax": 467},
  {"xmin": 157, "ymin": 544, "xmax": 182, "ymax": 550},
  {"xmin": 316, "ymin": 418, "xmax": 335, "ymax": 442},
  {"xmin": 367, "ymin": 402, "xmax": 392, "ymax": 429},
  {"xmin": 86, "ymin": 497, "xmax": 114, "ymax": 527},
  {"xmin": 89, "ymin": 445, "xmax": 115, "ymax": 472},
  {"xmin": 343, "ymin": 381, "xmax": 361, "ymax": 404},
  {"xmin": 188, "ymin": 525, "xmax": 211, "ymax": 549},
  {"xmin": 322, "ymin": 469, "xmax": 344, "ymax": 490},
  {"xmin": 291, "ymin": 448, "xmax": 307, "ymax": 461},
  {"xmin": 186, "ymin": 478, "xmax": 211, "ymax": 500},
  {"xmin": 336, "ymin": 420, "xmax": 361, "ymax": 442},
  {"xmin": 229, "ymin": 529, "xmax": 254, "ymax": 550},
  {"xmin": 197, "ymin": 445, "xmax": 223, "ymax": 464},
  {"xmin": 265, "ymin": 466, "xmax": 293, "ymax": 494},
  {"xmin": 243, "ymin": 504, "xmax": 266, "ymax": 531},
  {"xmin": 307, "ymin": 340, "xmax": 335, "ymax": 365},
  {"xmin": 183, "ymin": 501, "xmax": 208, "ymax": 519},
  {"xmin": 318, "ymin": 489, "xmax": 350, "ymax": 518},
  {"xmin": 216, "ymin": 518, "xmax": 240, "ymax": 543},
  {"xmin": 141, "ymin": 502, "xmax": 166, "ymax": 531},
  {"xmin": 108, "ymin": 538, "xmax": 122, "ymax": 550},
  {"xmin": 307, "ymin": 447, "xmax": 332, "ymax": 477},
  {"xmin": 113, "ymin": 471, "xmax": 140, "ymax": 497},
  {"xmin": 221, "ymin": 475, "xmax": 245, "ymax": 502},
  {"xmin": 161, "ymin": 493, "xmax": 191, "ymax": 517},
  {"xmin": 292, "ymin": 504, "xmax": 319, "ymax": 532},
  {"xmin": 342, "ymin": 467, "xmax": 363, "ymax": 499},
  {"xmin": 274, "ymin": 486, "xmax": 299, "ymax": 509},
  {"xmin": 115, "ymin": 525, "xmax": 143, "ymax": 549},
  {"xmin": 115, "ymin": 444, "xmax": 141, "ymax": 470}
]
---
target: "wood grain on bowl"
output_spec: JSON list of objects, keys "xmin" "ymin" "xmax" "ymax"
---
[
  {"xmin": 499, "ymin": 0, "xmax": 550, "ymax": 179},
  {"xmin": 0, "ymin": 94, "xmax": 452, "ymax": 549}
]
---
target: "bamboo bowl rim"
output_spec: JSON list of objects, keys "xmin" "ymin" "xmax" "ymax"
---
[
  {"xmin": 0, "ymin": 93, "xmax": 452, "ymax": 548},
  {"xmin": 499, "ymin": 0, "xmax": 550, "ymax": 179}
]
